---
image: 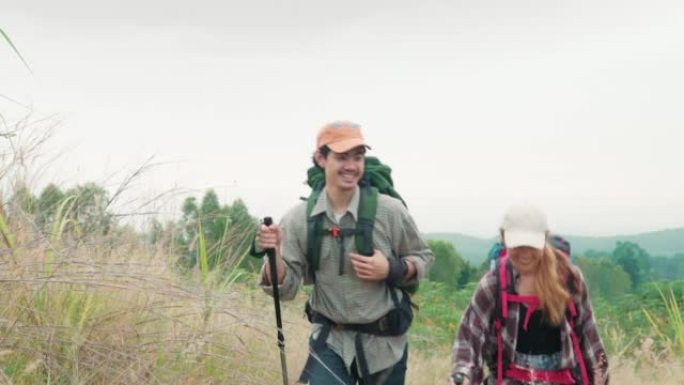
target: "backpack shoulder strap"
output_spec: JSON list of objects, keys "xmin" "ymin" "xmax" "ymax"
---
[
  {"xmin": 305, "ymin": 184, "xmax": 379, "ymax": 274},
  {"xmin": 494, "ymin": 255, "xmax": 515, "ymax": 385},
  {"xmin": 306, "ymin": 188, "xmax": 325, "ymax": 280},
  {"xmin": 497, "ymin": 255, "xmax": 515, "ymax": 317},
  {"xmin": 567, "ymin": 297, "xmax": 590, "ymax": 385},
  {"xmin": 355, "ymin": 184, "xmax": 378, "ymax": 256}
]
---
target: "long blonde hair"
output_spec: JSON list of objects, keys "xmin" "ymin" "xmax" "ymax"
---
[{"xmin": 534, "ymin": 243, "xmax": 570, "ymax": 326}]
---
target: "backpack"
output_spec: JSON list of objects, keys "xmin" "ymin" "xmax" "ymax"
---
[
  {"xmin": 303, "ymin": 155, "xmax": 415, "ymax": 317},
  {"xmin": 491, "ymin": 239, "xmax": 591, "ymax": 385},
  {"xmin": 304, "ymin": 156, "xmax": 406, "ymax": 279}
]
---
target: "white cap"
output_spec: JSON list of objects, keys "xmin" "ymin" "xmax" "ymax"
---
[{"xmin": 501, "ymin": 204, "xmax": 549, "ymax": 250}]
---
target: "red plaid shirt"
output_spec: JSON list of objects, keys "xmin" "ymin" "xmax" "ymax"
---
[{"xmin": 450, "ymin": 267, "xmax": 609, "ymax": 385}]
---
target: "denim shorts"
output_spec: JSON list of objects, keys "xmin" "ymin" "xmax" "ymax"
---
[{"xmin": 515, "ymin": 351, "xmax": 562, "ymax": 370}]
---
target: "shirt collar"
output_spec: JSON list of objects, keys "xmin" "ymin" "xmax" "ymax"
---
[{"xmin": 309, "ymin": 185, "xmax": 361, "ymax": 222}]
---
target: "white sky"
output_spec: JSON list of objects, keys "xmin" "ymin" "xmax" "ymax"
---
[{"xmin": 2, "ymin": 0, "xmax": 683, "ymax": 237}]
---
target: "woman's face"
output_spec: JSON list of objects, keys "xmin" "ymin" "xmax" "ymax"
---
[{"xmin": 508, "ymin": 246, "xmax": 543, "ymax": 274}]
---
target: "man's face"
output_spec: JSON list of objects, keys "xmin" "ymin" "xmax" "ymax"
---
[{"xmin": 317, "ymin": 146, "xmax": 365, "ymax": 192}]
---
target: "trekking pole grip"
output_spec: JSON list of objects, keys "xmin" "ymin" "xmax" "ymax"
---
[
  {"xmin": 263, "ymin": 217, "xmax": 279, "ymax": 289},
  {"xmin": 263, "ymin": 217, "xmax": 279, "ymax": 290}
]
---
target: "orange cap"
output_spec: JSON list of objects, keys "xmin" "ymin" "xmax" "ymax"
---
[{"xmin": 316, "ymin": 121, "xmax": 371, "ymax": 153}]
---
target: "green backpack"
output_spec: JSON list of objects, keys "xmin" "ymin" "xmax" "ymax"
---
[{"xmin": 304, "ymin": 156, "xmax": 406, "ymax": 280}]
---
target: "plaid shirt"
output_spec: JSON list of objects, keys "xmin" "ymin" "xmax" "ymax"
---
[{"xmin": 451, "ymin": 266, "xmax": 609, "ymax": 385}]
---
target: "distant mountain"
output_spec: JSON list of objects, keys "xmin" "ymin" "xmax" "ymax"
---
[
  {"xmin": 424, "ymin": 228, "xmax": 684, "ymax": 264},
  {"xmin": 566, "ymin": 228, "xmax": 684, "ymax": 258},
  {"xmin": 423, "ymin": 233, "xmax": 496, "ymax": 265}
]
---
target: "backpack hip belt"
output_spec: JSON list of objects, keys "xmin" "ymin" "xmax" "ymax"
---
[
  {"xmin": 505, "ymin": 365, "xmax": 576, "ymax": 384},
  {"xmin": 298, "ymin": 287, "xmax": 412, "ymax": 383}
]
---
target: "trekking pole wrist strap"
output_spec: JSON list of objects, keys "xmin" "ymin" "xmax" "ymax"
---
[
  {"xmin": 249, "ymin": 238, "xmax": 266, "ymax": 258},
  {"xmin": 385, "ymin": 258, "xmax": 408, "ymax": 287}
]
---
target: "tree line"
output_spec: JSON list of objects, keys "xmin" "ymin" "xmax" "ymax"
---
[
  {"xmin": 5, "ymin": 182, "xmax": 683, "ymax": 297},
  {"xmin": 428, "ymin": 237, "xmax": 684, "ymax": 299}
]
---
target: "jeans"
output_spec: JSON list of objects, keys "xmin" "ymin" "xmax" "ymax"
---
[{"xmin": 305, "ymin": 342, "xmax": 408, "ymax": 385}]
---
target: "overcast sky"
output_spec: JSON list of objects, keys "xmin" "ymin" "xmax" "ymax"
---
[{"xmin": 2, "ymin": 0, "xmax": 683, "ymax": 237}]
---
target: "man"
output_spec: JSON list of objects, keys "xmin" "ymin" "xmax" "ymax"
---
[{"xmin": 256, "ymin": 121, "xmax": 433, "ymax": 384}]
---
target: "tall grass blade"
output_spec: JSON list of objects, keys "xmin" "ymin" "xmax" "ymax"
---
[
  {"xmin": 644, "ymin": 287, "xmax": 684, "ymax": 354},
  {"xmin": 0, "ymin": 27, "xmax": 32, "ymax": 73},
  {"xmin": 663, "ymin": 289, "xmax": 684, "ymax": 353},
  {"xmin": 0, "ymin": 209, "xmax": 15, "ymax": 249},
  {"xmin": 46, "ymin": 195, "xmax": 78, "ymax": 276},
  {"xmin": 198, "ymin": 216, "xmax": 209, "ymax": 284}
]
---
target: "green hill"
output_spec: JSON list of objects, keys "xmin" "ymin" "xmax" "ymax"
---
[
  {"xmin": 423, "ymin": 233, "xmax": 496, "ymax": 264},
  {"xmin": 424, "ymin": 227, "xmax": 684, "ymax": 264}
]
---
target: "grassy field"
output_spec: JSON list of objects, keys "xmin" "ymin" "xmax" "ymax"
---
[{"xmin": 0, "ymin": 212, "xmax": 682, "ymax": 385}]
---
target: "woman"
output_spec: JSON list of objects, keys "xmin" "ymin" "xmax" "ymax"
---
[{"xmin": 449, "ymin": 205, "xmax": 608, "ymax": 385}]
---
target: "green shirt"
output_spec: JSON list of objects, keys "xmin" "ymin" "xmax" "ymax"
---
[{"xmin": 260, "ymin": 186, "xmax": 434, "ymax": 376}]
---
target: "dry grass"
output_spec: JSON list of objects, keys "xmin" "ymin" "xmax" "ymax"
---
[
  {"xmin": 0, "ymin": 207, "xmax": 289, "ymax": 384},
  {"xmin": 0, "ymin": 208, "xmax": 682, "ymax": 384}
]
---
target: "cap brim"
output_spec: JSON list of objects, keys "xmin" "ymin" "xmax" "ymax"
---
[
  {"xmin": 504, "ymin": 230, "xmax": 546, "ymax": 250},
  {"xmin": 327, "ymin": 139, "xmax": 370, "ymax": 153}
]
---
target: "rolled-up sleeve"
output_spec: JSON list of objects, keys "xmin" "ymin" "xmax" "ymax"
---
[{"xmin": 389, "ymin": 198, "xmax": 433, "ymax": 290}]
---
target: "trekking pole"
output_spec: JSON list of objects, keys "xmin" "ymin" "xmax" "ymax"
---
[{"xmin": 263, "ymin": 217, "xmax": 289, "ymax": 385}]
